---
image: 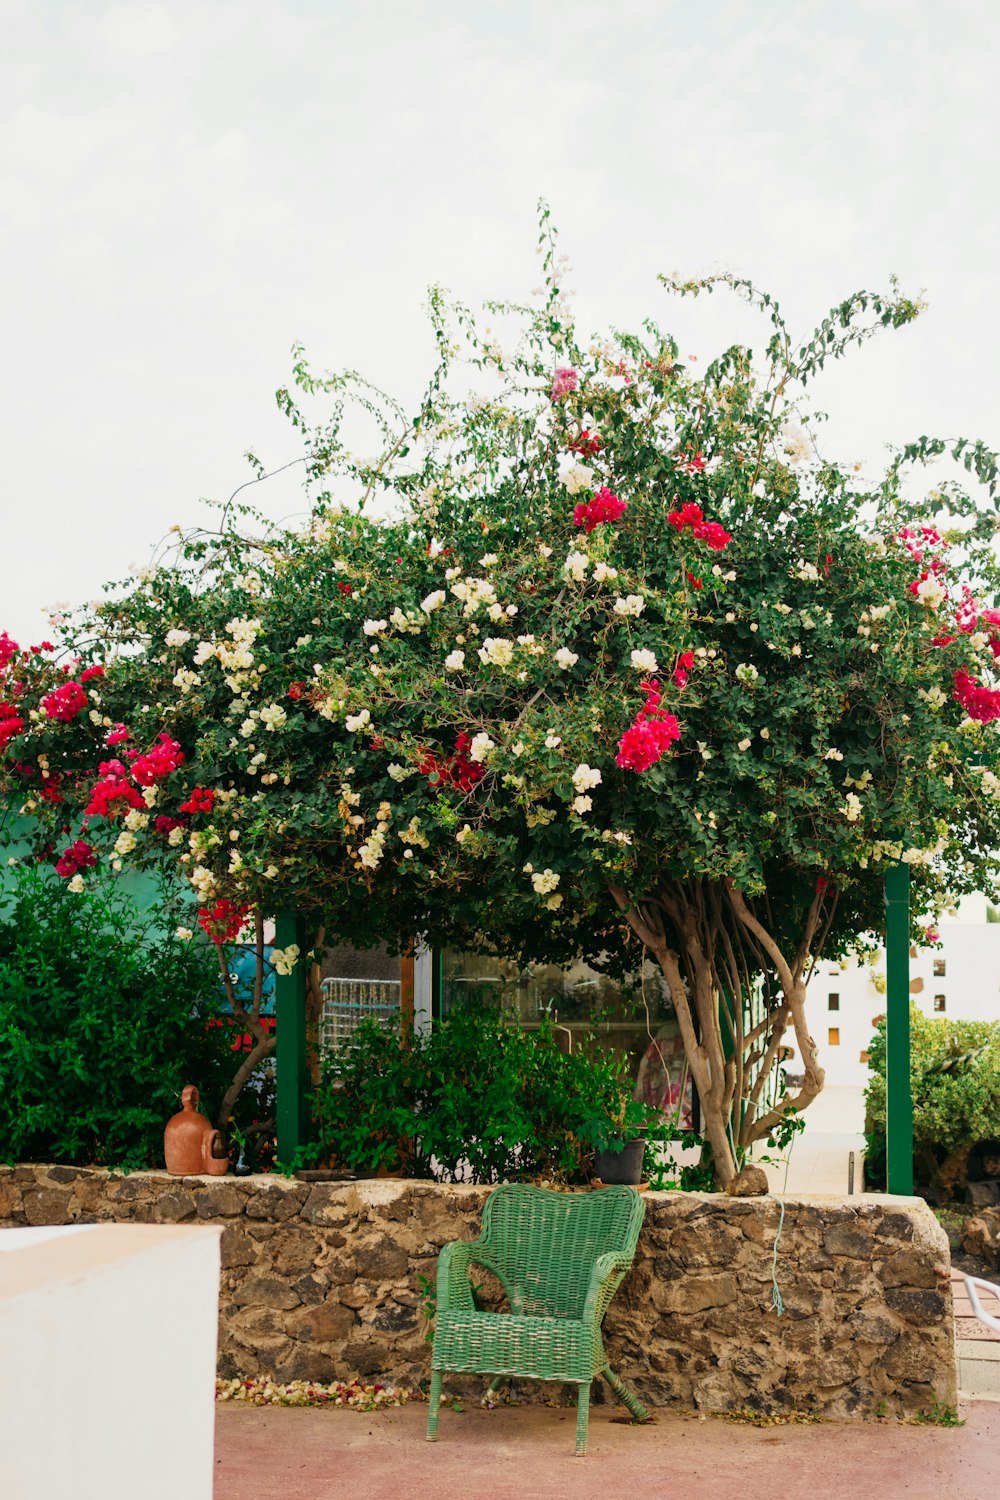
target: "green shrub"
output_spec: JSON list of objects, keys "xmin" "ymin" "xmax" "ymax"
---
[
  {"xmin": 305, "ymin": 999, "xmax": 675, "ymax": 1185},
  {"xmin": 0, "ymin": 867, "xmax": 240, "ymax": 1169},
  {"xmin": 864, "ymin": 1005, "xmax": 1000, "ymax": 1196}
]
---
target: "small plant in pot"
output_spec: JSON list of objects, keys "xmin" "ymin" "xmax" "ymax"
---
[{"xmin": 578, "ymin": 1095, "xmax": 655, "ymax": 1186}]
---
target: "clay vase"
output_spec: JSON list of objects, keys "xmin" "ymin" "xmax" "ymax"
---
[{"xmin": 164, "ymin": 1085, "xmax": 230, "ymax": 1177}]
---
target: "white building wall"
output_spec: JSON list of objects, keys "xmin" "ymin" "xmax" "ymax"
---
[{"xmin": 806, "ymin": 894, "xmax": 1000, "ymax": 1089}]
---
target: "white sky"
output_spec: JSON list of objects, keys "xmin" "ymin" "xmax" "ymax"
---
[{"xmin": 3, "ymin": 0, "xmax": 999, "ymax": 643}]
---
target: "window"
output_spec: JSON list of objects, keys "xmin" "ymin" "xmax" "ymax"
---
[
  {"xmin": 828, "ymin": 1027, "xmax": 840, "ymax": 1046},
  {"xmin": 933, "ymin": 958, "xmax": 946, "ymax": 978},
  {"xmin": 828, "ymin": 993, "xmax": 840, "ymax": 1011},
  {"xmin": 934, "ymin": 994, "xmax": 946, "ymax": 1013},
  {"xmin": 859, "ymin": 1050, "xmax": 870, "ymax": 1065}
]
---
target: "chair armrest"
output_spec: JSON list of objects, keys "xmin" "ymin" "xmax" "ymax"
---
[
  {"xmin": 582, "ymin": 1250, "xmax": 634, "ymax": 1324},
  {"xmin": 436, "ymin": 1239, "xmax": 508, "ymax": 1314}
]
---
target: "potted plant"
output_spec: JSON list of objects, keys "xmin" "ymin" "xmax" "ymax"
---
[{"xmin": 578, "ymin": 1093, "xmax": 654, "ymax": 1186}]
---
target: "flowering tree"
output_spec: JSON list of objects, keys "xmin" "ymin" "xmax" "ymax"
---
[{"xmin": 5, "ymin": 210, "xmax": 1000, "ymax": 1183}]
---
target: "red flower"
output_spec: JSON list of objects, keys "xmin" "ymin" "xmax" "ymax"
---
[
  {"xmin": 954, "ymin": 670, "xmax": 1000, "ymax": 723},
  {"xmin": 0, "ymin": 703, "xmax": 24, "ymax": 747},
  {"xmin": 686, "ymin": 571, "xmax": 703, "ymax": 590},
  {"xmin": 336, "ymin": 581, "xmax": 353, "ymax": 596},
  {"xmin": 55, "ymin": 839, "xmax": 97, "ymax": 878},
  {"xmin": 568, "ymin": 429, "xmax": 603, "ymax": 457},
  {"xmin": 0, "ymin": 633, "xmax": 20, "ymax": 669},
  {"xmin": 667, "ymin": 501, "xmax": 731, "ymax": 551},
  {"xmin": 129, "ymin": 732, "xmax": 185, "ymax": 787},
  {"xmin": 673, "ymin": 651, "xmax": 694, "ymax": 688},
  {"xmin": 80, "ymin": 665, "xmax": 105, "ymax": 682},
  {"xmin": 287, "ymin": 682, "xmax": 305, "ymax": 700},
  {"xmin": 41, "ymin": 680, "xmax": 87, "ymax": 722},
  {"xmin": 616, "ymin": 679, "xmax": 682, "ymax": 773},
  {"xmin": 417, "ymin": 733, "xmax": 485, "ymax": 793},
  {"xmin": 106, "ymin": 724, "xmax": 130, "ymax": 745},
  {"xmin": 85, "ymin": 773, "xmax": 145, "ymax": 819},
  {"xmin": 198, "ymin": 898, "xmax": 250, "ymax": 943},
  {"xmin": 180, "ymin": 787, "xmax": 215, "ymax": 815},
  {"xmin": 572, "ymin": 486, "xmax": 627, "ymax": 534},
  {"xmin": 154, "ymin": 815, "xmax": 186, "ymax": 835}
]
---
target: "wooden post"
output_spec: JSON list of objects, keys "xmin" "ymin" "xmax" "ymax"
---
[{"xmin": 275, "ymin": 911, "xmax": 309, "ymax": 1167}]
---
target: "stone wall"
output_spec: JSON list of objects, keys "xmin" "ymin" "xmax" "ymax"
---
[{"xmin": 0, "ymin": 1166, "xmax": 956, "ymax": 1419}]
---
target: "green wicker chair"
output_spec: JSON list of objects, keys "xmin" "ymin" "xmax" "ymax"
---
[{"xmin": 426, "ymin": 1183, "xmax": 649, "ymax": 1456}]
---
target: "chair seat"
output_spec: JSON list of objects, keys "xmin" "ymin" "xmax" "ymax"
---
[{"xmin": 432, "ymin": 1308, "xmax": 601, "ymax": 1383}]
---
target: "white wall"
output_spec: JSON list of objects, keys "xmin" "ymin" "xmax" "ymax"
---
[
  {"xmin": 0, "ymin": 1224, "xmax": 221, "ymax": 1500},
  {"xmin": 808, "ymin": 894, "xmax": 1000, "ymax": 1089}
]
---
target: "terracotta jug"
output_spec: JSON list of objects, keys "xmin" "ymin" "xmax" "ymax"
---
[{"xmin": 164, "ymin": 1085, "xmax": 229, "ymax": 1176}]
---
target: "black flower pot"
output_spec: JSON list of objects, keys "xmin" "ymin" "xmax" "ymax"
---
[{"xmin": 595, "ymin": 1137, "xmax": 646, "ymax": 1185}]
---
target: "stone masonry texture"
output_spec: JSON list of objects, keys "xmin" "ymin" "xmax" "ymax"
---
[{"xmin": 0, "ymin": 1167, "xmax": 956, "ymax": 1419}]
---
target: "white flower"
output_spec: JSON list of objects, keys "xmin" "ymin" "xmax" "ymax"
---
[
  {"xmin": 193, "ymin": 640, "xmax": 216, "ymax": 665},
  {"xmin": 124, "ymin": 810, "xmax": 150, "ymax": 832},
  {"xmin": 735, "ymin": 663, "xmax": 759, "ymax": 685},
  {"xmin": 538, "ymin": 544, "xmax": 553, "ymax": 559},
  {"xmin": 345, "ymin": 709, "xmax": 371, "ymax": 732},
  {"xmin": 363, "ymin": 618, "xmax": 388, "ymax": 636},
  {"xmin": 172, "ymin": 668, "xmax": 200, "ymax": 693},
  {"xmin": 478, "ymin": 637, "xmax": 515, "ymax": 668},
  {"xmin": 918, "ymin": 685, "xmax": 948, "ymax": 709},
  {"xmin": 421, "ymin": 590, "xmax": 447, "ymax": 614},
  {"xmin": 113, "ymin": 830, "xmax": 136, "ymax": 856},
  {"xmin": 613, "ymin": 594, "xmax": 645, "ymax": 617},
  {"xmin": 794, "ymin": 560, "xmax": 820, "ymax": 582},
  {"xmin": 759, "ymin": 728, "xmax": 770, "ymax": 741},
  {"xmin": 554, "ymin": 647, "xmax": 579, "ymax": 670},
  {"xmin": 388, "ymin": 763, "xmax": 417, "ymax": 782},
  {"xmin": 915, "ymin": 574, "xmax": 948, "ymax": 611},
  {"xmin": 772, "ymin": 602, "xmax": 792, "ymax": 616},
  {"xmin": 545, "ymin": 734, "xmax": 562, "ymax": 749},
  {"xmin": 843, "ymin": 793, "xmax": 863, "ymax": 822},
  {"xmin": 168, "ymin": 826, "xmax": 185, "ymax": 847},
  {"xmin": 165, "ymin": 628, "xmax": 192, "ymax": 647},
  {"xmin": 469, "ymin": 732, "xmax": 495, "ymax": 763},
  {"xmin": 737, "ymin": 738, "xmax": 752, "ymax": 752},
  {"xmin": 869, "ymin": 604, "xmax": 891, "ymax": 621},
  {"xmin": 572, "ymin": 763, "xmax": 603, "ymax": 793},
  {"xmin": 67, "ymin": 874, "xmax": 85, "ymax": 894},
  {"xmin": 630, "ymin": 648, "xmax": 659, "ymax": 674},
  {"xmin": 780, "ymin": 422, "xmax": 811, "ymax": 465},
  {"xmin": 444, "ymin": 649, "xmax": 466, "ymax": 673},
  {"xmin": 592, "ymin": 561, "xmax": 618, "ymax": 583},
  {"xmin": 529, "ymin": 868, "xmax": 561, "ymax": 896},
  {"xmin": 563, "ymin": 550, "xmax": 589, "ymax": 582},
  {"xmin": 259, "ymin": 703, "xmax": 287, "ymax": 732},
  {"xmin": 175, "ymin": 926, "xmax": 194, "ymax": 941},
  {"xmin": 271, "ymin": 944, "xmax": 301, "ymax": 976},
  {"xmin": 571, "ymin": 795, "xmax": 593, "ymax": 815},
  {"xmin": 557, "ymin": 453, "xmax": 594, "ymax": 494},
  {"xmin": 479, "ymin": 553, "xmax": 498, "ymax": 567},
  {"xmin": 823, "ymin": 748, "xmax": 844, "ymax": 761}
]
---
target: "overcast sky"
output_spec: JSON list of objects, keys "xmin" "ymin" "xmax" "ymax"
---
[{"xmin": 3, "ymin": 0, "xmax": 999, "ymax": 643}]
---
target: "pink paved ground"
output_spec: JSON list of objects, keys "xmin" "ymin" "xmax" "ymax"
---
[{"xmin": 215, "ymin": 1400, "xmax": 1000, "ymax": 1500}]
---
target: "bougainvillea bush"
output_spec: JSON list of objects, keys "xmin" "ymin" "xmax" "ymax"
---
[{"xmin": 4, "ymin": 209, "xmax": 1000, "ymax": 1184}]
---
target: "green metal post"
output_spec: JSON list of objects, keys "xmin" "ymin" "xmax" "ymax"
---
[
  {"xmin": 274, "ymin": 911, "xmax": 309, "ymax": 1167},
  {"xmin": 885, "ymin": 861, "xmax": 913, "ymax": 1195}
]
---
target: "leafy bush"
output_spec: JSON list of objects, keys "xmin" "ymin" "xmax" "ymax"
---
[
  {"xmin": 306, "ymin": 1000, "xmax": 673, "ymax": 1185},
  {"xmin": 864, "ymin": 1005, "xmax": 1000, "ymax": 1196},
  {"xmin": 0, "ymin": 867, "xmax": 242, "ymax": 1169}
]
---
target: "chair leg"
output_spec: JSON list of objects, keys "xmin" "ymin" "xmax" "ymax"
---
[
  {"xmin": 426, "ymin": 1368, "xmax": 443, "ymax": 1441},
  {"xmin": 602, "ymin": 1365, "xmax": 650, "ymax": 1423},
  {"xmin": 575, "ymin": 1381, "xmax": 591, "ymax": 1457},
  {"xmin": 486, "ymin": 1374, "xmax": 507, "ymax": 1400}
]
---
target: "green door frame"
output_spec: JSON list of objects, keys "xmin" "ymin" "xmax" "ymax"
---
[
  {"xmin": 274, "ymin": 911, "xmax": 310, "ymax": 1167},
  {"xmin": 884, "ymin": 861, "xmax": 914, "ymax": 1195}
]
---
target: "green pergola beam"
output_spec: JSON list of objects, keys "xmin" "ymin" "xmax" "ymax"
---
[
  {"xmin": 275, "ymin": 910, "xmax": 309, "ymax": 1167},
  {"xmin": 885, "ymin": 860, "xmax": 914, "ymax": 1195}
]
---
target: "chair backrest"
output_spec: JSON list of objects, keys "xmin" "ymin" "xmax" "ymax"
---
[{"xmin": 480, "ymin": 1184, "xmax": 645, "ymax": 1320}]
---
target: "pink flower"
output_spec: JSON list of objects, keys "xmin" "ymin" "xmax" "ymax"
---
[
  {"xmin": 924, "ymin": 926, "xmax": 940, "ymax": 945},
  {"xmin": 550, "ymin": 367, "xmax": 578, "ymax": 400},
  {"xmin": 128, "ymin": 732, "xmax": 185, "ymax": 786},
  {"xmin": 0, "ymin": 633, "xmax": 19, "ymax": 670},
  {"xmin": 105, "ymin": 724, "xmax": 130, "ymax": 746},
  {"xmin": 673, "ymin": 651, "xmax": 694, "ymax": 688}
]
